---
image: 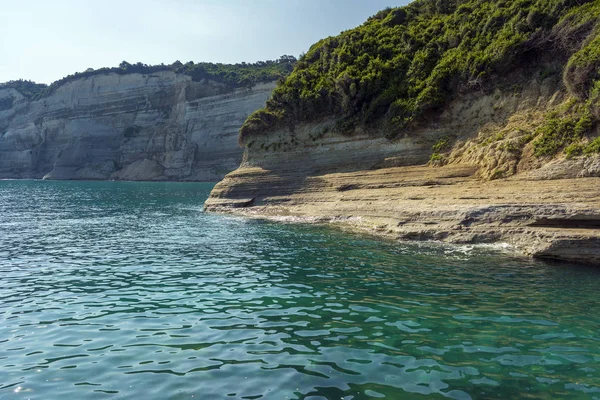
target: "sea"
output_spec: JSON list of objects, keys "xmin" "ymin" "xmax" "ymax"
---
[{"xmin": 1, "ymin": 180, "xmax": 599, "ymax": 399}]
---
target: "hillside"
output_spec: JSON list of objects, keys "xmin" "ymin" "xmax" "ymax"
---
[
  {"xmin": 240, "ymin": 0, "xmax": 600, "ymax": 163},
  {"xmin": 0, "ymin": 56, "xmax": 296, "ymax": 100},
  {"xmin": 206, "ymin": 0, "xmax": 600, "ymax": 265}
]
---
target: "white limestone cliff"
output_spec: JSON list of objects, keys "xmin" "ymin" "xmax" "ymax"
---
[{"xmin": 0, "ymin": 71, "xmax": 275, "ymax": 181}]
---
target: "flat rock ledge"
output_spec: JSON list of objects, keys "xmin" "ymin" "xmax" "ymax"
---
[{"xmin": 205, "ymin": 164, "xmax": 600, "ymax": 266}]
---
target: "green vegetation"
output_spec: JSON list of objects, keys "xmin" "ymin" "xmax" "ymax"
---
[
  {"xmin": 560, "ymin": 129, "xmax": 600, "ymax": 157},
  {"xmin": 240, "ymin": 0, "xmax": 600, "ymax": 155},
  {"xmin": 429, "ymin": 135, "xmax": 454, "ymax": 163},
  {"xmin": 0, "ymin": 80, "xmax": 47, "ymax": 99},
  {"xmin": 490, "ymin": 168, "xmax": 508, "ymax": 180},
  {"xmin": 584, "ymin": 136, "xmax": 600, "ymax": 154},
  {"xmin": 176, "ymin": 56, "xmax": 296, "ymax": 87},
  {"xmin": 0, "ymin": 56, "xmax": 296, "ymax": 101},
  {"xmin": 533, "ymin": 102, "xmax": 593, "ymax": 157}
]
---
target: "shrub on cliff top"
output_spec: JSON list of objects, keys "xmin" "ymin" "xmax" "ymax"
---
[
  {"xmin": 239, "ymin": 0, "xmax": 600, "ymax": 145},
  {"xmin": 0, "ymin": 80, "xmax": 48, "ymax": 99},
  {"xmin": 0, "ymin": 56, "xmax": 297, "ymax": 101}
]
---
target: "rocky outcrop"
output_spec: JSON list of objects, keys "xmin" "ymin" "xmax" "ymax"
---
[
  {"xmin": 0, "ymin": 72, "xmax": 275, "ymax": 181},
  {"xmin": 205, "ymin": 78, "xmax": 600, "ymax": 265},
  {"xmin": 206, "ymin": 163, "xmax": 600, "ymax": 265}
]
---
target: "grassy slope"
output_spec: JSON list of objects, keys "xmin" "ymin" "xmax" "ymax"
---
[{"xmin": 240, "ymin": 0, "xmax": 600, "ymax": 158}]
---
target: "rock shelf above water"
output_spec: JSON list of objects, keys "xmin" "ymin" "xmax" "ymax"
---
[{"xmin": 205, "ymin": 163, "xmax": 600, "ymax": 265}]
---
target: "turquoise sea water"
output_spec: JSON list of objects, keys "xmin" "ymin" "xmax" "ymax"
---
[{"xmin": 1, "ymin": 180, "xmax": 599, "ymax": 400}]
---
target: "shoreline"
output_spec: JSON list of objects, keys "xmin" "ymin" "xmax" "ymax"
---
[
  {"xmin": 205, "ymin": 164, "xmax": 600, "ymax": 266},
  {"xmin": 0, "ymin": 178, "xmax": 221, "ymax": 183},
  {"xmin": 206, "ymin": 207, "xmax": 525, "ymax": 258}
]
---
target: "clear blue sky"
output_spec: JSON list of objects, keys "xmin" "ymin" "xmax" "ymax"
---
[{"xmin": 0, "ymin": 0, "xmax": 410, "ymax": 84}]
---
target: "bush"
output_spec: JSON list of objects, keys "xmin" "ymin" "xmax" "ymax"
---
[
  {"xmin": 1, "ymin": 57, "xmax": 297, "ymax": 101},
  {"xmin": 533, "ymin": 107, "xmax": 595, "ymax": 156},
  {"xmin": 564, "ymin": 33, "xmax": 600, "ymax": 99},
  {"xmin": 239, "ymin": 0, "xmax": 600, "ymax": 145},
  {"xmin": 429, "ymin": 135, "xmax": 455, "ymax": 163},
  {"xmin": 0, "ymin": 80, "xmax": 48, "ymax": 100},
  {"xmin": 239, "ymin": 109, "xmax": 286, "ymax": 145},
  {"xmin": 584, "ymin": 136, "xmax": 600, "ymax": 154}
]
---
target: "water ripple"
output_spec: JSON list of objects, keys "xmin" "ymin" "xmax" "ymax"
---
[{"xmin": 1, "ymin": 180, "xmax": 600, "ymax": 399}]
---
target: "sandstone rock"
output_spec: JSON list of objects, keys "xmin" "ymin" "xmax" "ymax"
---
[
  {"xmin": 205, "ymin": 164, "xmax": 600, "ymax": 265},
  {"xmin": 205, "ymin": 79, "xmax": 600, "ymax": 266}
]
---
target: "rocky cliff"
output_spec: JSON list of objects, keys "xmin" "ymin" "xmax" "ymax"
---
[
  {"xmin": 0, "ymin": 71, "xmax": 275, "ymax": 181},
  {"xmin": 205, "ymin": 1, "xmax": 600, "ymax": 265},
  {"xmin": 205, "ymin": 74, "xmax": 600, "ymax": 263},
  {"xmin": 205, "ymin": 75, "xmax": 600, "ymax": 264}
]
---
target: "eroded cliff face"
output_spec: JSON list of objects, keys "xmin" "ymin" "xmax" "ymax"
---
[
  {"xmin": 0, "ymin": 72, "xmax": 275, "ymax": 181},
  {"xmin": 233, "ymin": 74, "xmax": 569, "ymax": 174},
  {"xmin": 205, "ymin": 75, "xmax": 600, "ymax": 265}
]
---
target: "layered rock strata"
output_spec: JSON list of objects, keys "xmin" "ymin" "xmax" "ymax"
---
[
  {"xmin": 0, "ymin": 72, "xmax": 275, "ymax": 181},
  {"xmin": 205, "ymin": 78, "xmax": 600, "ymax": 265},
  {"xmin": 206, "ymin": 164, "xmax": 600, "ymax": 264}
]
